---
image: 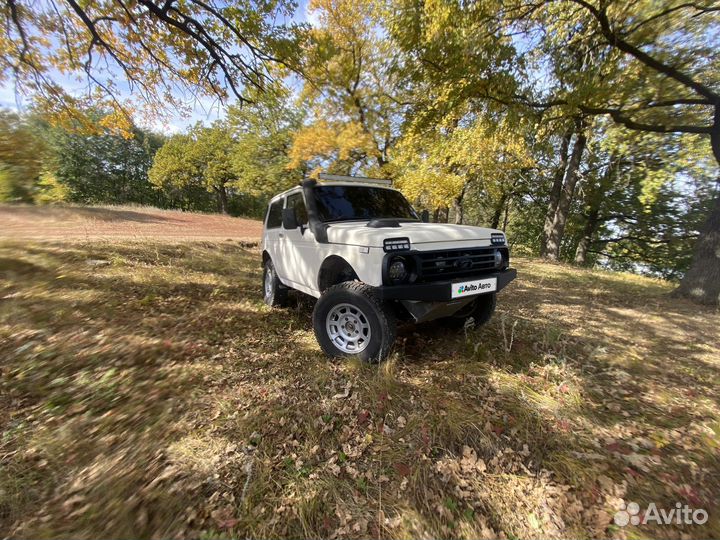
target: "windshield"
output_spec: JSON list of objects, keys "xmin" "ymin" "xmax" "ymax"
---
[{"xmin": 313, "ymin": 185, "xmax": 419, "ymax": 223}]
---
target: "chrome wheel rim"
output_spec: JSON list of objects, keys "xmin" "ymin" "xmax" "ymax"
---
[
  {"xmin": 326, "ymin": 303, "xmax": 371, "ymax": 354},
  {"xmin": 264, "ymin": 266, "xmax": 273, "ymax": 298}
]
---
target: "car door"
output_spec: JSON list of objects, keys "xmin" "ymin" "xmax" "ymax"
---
[
  {"xmin": 279, "ymin": 191, "xmax": 319, "ymax": 292},
  {"xmin": 263, "ymin": 197, "xmax": 286, "ymax": 277}
]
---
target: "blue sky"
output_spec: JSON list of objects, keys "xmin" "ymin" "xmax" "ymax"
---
[{"xmin": 0, "ymin": 0, "xmax": 317, "ymax": 134}]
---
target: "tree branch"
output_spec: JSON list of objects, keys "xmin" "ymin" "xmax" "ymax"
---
[
  {"xmin": 568, "ymin": 0, "xmax": 720, "ymax": 102},
  {"xmin": 577, "ymin": 104, "xmax": 713, "ymax": 134}
]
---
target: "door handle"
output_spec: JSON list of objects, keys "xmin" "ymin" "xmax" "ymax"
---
[{"xmin": 279, "ymin": 233, "xmax": 285, "ymax": 238}]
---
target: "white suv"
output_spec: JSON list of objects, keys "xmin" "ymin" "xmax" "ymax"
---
[{"xmin": 261, "ymin": 174, "xmax": 516, "ymax": 362}]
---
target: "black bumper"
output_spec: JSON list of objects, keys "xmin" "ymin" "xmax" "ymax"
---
[{"xmin": 377, "ymin": 268, "xmax": 517, "ymax": 302}]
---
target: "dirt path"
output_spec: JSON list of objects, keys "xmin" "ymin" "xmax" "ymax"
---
[{"xmin": 0, "ymin": 205, "xmax": 263, "ymax": 242}]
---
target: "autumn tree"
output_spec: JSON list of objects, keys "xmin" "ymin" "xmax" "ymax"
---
[
  {"xmin": 289, "ymin": 0, "xmax": 406, "ymax": 175},
  {"xmin": 0, "ymin": 0, "xmax": 302, "ymax": 132},
  {"xmin": 149, "ymin": 123, "xmax": 236, "ymax": 213},
  {"xmin": 515, "ymin": 0, "xmax": 720, "ymax": 302},
  {"xmin": 386, "ymin": 0, "xmax": 720, "ymax": 304},
  {"xmin": 0, "ymin": 110, "xmax": 46, "ymax": 201},
  {"xmin": 228, "ymin": 82, "xmax": 305, "ymax": 210},
  {"xmin": 393, "ymin": 114, "xmax": 534, "ymax": 224}
]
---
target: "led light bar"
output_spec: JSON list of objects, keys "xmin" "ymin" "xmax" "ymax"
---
[
  {"xmin": 491, "ymin": 233, "xmax": 506, "ymax": 245},
  {"xmin": 317, "ymin": 173, "xmax": 392, "ymax": 186},
  {"xmin": 383, "ymin": 237, "xmax": 411, "ymax": 252}
]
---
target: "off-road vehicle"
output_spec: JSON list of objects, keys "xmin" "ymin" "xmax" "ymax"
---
[{"xmin": 261, "ymin": 174, "xmax": 516, "ymax": 362}]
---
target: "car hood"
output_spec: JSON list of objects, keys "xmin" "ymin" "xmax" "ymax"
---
[{"xmin": 325, "ymin": 221, "xmax": 501, "ymax": 248}]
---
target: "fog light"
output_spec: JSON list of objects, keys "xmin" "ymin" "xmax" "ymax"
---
[
  {"xmin": 494, "ymin": 249, "xmax": 504, "ymax": 268},
  {"xmin": 388, "ymin": 257, "xmax": 408, "ymax": 282}
]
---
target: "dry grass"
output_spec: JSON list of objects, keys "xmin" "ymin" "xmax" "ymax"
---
[{"xmin": 1, "ymin": 241, "xmax": 718, "ymax": 539}]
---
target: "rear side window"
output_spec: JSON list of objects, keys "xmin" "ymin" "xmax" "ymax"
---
[
  {"xmin": 266, "ymin": 199, "xmax": 283, "ymax": 229},
  {"xmin": 286, "ymin": 192, "xmax": 308, "ymax": 225}
]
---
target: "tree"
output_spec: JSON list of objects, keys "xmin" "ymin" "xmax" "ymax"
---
[
  {"xmin": 228, "ymin": 83, "xmax": 304, "ymax": 210},
  {"xmin": 512, "ymin": 0, "xmax": 719, "ymax": 302},
  {"xmin": 0, "ymin": 0, "xmax": 302, "ymax": 132},
  {"xmin": 149, "ymin": 123, "xmax": 236, "ymax": 213},
  {"xmin": 290, "ymin": 0, "xmax": 406, "ymax": 175},
  {"xmin": 46, "ymin": 117, "xmax": 165, "ymax": 205},
  {"xmin": 393, "ymin": 114, "xmax": 534, "ymax": 224},
  {"xmin": 0, "ymin": 109, "xmax": 46, "ymax": 201},
  {"xmin": 386, "ymin": 0, "xmax": 720, "ymax": 304}
]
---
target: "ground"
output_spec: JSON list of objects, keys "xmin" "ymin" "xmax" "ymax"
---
[
  {"xmin": 1, "ymin": 207, "xmax": 719, "ymax": 539},
  {"xmin": 0, "ymin": 205, "xmax": 262, "ymax": 241}
]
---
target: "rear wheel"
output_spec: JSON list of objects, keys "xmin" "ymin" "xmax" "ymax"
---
[
  {"xmin": 312, "ymin": 282, "xmax": 396, "ymax": 363},
  {"xmin": 263, "ymin": 259, "xmax": 288, "ymax": 307},
  {"xmin": 443, "ymin": 293, "xmax": 496, "ymax": 329}
]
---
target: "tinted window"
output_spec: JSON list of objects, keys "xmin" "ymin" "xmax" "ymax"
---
[
  {"xmin": 313, "ymin": 186, "xmax": 418, "ymax": 222},
  {"xmin": 266, "ymin": 199, "xmax": 283, "ymax": 229},
  {"xmin": 286, "ymin": 192, "xmax": 308, "ymax": 226}
]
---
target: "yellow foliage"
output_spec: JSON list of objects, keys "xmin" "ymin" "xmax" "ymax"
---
[
  {"xmin": 394, "ymin": 117, "xmax": 534, "ymax": 209},
  {"xmin": 288, "ymin": 121, "xmax": 377, "ymax": 175},
  {"xmin": 35, "ymin": 171, "xmax": 70, "ymax": 204}
]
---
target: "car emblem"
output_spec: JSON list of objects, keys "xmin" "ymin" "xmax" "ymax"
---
[{"xmin": 455, "ymin": 257, "xmax": 472, "ymax": 270}]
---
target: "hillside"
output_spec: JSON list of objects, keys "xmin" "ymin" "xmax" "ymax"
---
[
  {"xmin": 1, "ymin": 239, "xmax": 718, "ymax": 539},
  {"xmin": 0, "ymin": 205, "xmax": 263, "ymax": 241}
]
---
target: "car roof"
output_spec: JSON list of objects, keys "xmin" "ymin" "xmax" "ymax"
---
[{"xmin": 269, "ymin": 182, "xmax": 400, "ymax": 203}]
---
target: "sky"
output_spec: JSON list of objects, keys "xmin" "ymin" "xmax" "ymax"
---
[{"xmin": 0, "ymin": 0, "xmax": 318, "ymax": 135}]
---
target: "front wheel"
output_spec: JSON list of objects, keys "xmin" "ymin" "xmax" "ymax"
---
[
  {"xmin": 312, "ymin": 282, "xmax": 396, "ymax": 363},
  {"xmin": 443, "ymin": 293, "xmax": 496, "ymax": 329},
  {"xmin": 263, "ymin": 259, "xmax": 288, "ymax": 307}
]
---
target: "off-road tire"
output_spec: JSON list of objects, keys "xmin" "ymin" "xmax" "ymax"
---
[
  {"xmin": 312, "ymin": 282, "xmax": 396, "ymax": 363},
  {"xmin": 443, "ymin": 293, "xmax": 497, "ymax": 329},
  {"xmin": 263, "ymin": 259, "xmax": 288, "ymax": 307}
]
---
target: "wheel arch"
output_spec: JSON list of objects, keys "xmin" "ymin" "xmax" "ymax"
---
[{"xmin": 317, "ymin": 255, "xmax": 359, "ymax": 292}]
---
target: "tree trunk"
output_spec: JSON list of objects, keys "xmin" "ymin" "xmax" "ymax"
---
[
  {"xmin": 675, "ymin": 104, "xmax": 720, "ymax": 305},
  {"xmin": 675, "ymin": 188, "xmax": 720, "ymax": 305},
  {"xmin": 453, "ymin": 183, "xmax": 467, "ymax": 224},
  {"xmin": 574, "ymin": 207, "xmax": 599, "ymax": 265},
  {"xmin": 491, "ymin": 192, "xmax": 509, "ymax": 229},
  {"xmin": 540, "ymin": 127, "xmax": 573, "ymax": 257},
  {"xmin": 574, "ymin": 155, "xmax": 617, "ymax": 265},
  {"xmin": 433, "ymin": 208, "xmax": 440, "ymax": 223},
  {"xmin": 545, "ymin": 126, "xmax": 588, "ymax": 260},
  {"xmin": 502, "ymin": 196, "xmax": 512, "ymax": 231},
  {"xmin": 439, "ymin": 206, "xmax": 450, "ymax": 223},
  {"xmin": 215, "ymin": 185, "xmax": 229, "ymax": 214}
]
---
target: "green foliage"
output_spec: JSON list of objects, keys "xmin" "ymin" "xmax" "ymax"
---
[
  {"xmin": 228, "ymin": 83, "xmax": 305, "ymax": 212},
  {"xmin": 149, "ymin": 122, "xmax": 238, "ymax": 214},
  {"xmin": 47, "ymin": 121, "xmax": 165, "ymax": 206},
  {"xmin": 148, "ymin": 133, "xmax": 216, "ymax": 213}
]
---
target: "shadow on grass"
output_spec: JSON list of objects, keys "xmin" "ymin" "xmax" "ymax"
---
[{"xmin": 0, "ymin": 205, "xmax": 184, "ymax": 225}]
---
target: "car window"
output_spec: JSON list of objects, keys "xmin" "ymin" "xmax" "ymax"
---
[
  {"xmin": 286, "ymin": 192, "xmax": 308, "ymax": 226},
  {"xmin": 266, "ymin": 198, "xmax": 283, "ymax": 229},
  {"xmin": 312, "ymin": 185, "xmax": 418, "ymax": 222}
]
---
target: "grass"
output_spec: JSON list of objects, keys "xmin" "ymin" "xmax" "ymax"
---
[{"xmin": 1, "ymin": 241, "xmax": 719, "ymax": 539}]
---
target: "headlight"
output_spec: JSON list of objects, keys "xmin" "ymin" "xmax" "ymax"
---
[
  {"xmin": 388, "ymin": 256, "xmax": 409, "ymax": 282},
  {"xmin": 384, "ymin": 237, "xmax": 411, "ymax": 252},
  {"xmin": 494, "ymin": 249, "xmax": 504, "ymax": 268},
  {"xmin": 491, "ymin": 233, "xmax": 506, "ymax": 245}
]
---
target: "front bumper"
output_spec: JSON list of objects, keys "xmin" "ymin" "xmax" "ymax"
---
[{"xmin": 377, "ymin": 268, "xmax": 517, "ymax": 302}]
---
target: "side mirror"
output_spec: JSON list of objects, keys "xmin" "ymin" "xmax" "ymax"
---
[
  {"xmin": 282, "ymin": 208, "xmax": 298, "ymax": 229},
  {"xmin": 421, "ymin": 210, "xmax": 430, "ymax": 223}
]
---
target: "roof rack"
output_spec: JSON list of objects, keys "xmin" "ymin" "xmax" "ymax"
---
[{"xmin": 317, "ymin": 173, "xmax": 392, "ymax": 187}]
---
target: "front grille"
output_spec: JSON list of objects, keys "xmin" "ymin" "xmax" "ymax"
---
[{"xmin": 415, "ymin": 247, "xmax": 504, "ymax": 282}]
